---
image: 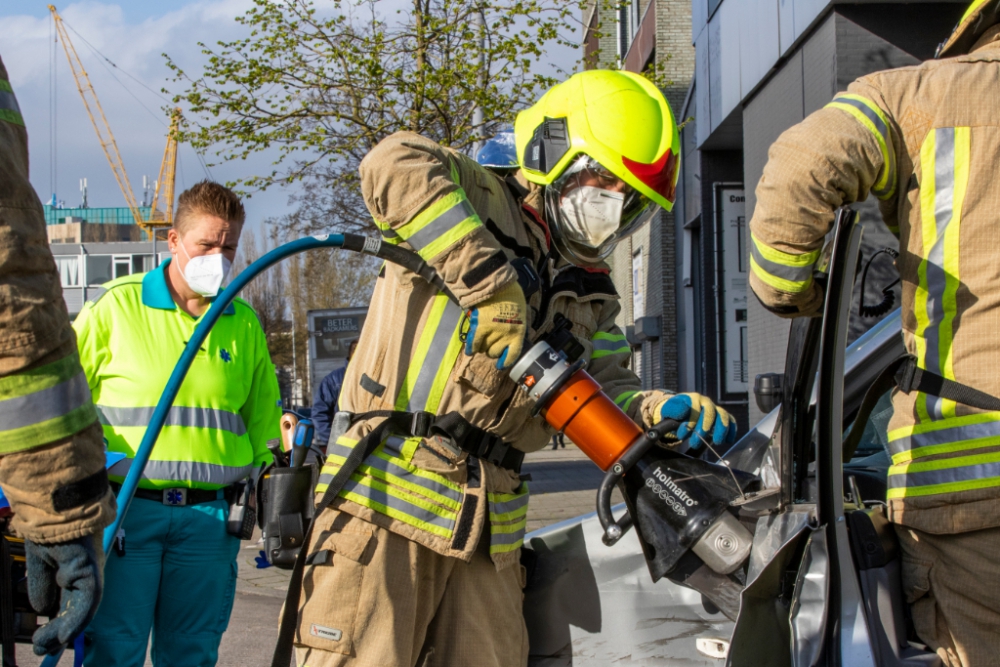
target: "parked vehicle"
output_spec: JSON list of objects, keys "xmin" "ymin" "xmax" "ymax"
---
[{"xmin": 523, "ymin": 210, "xmax": 938, "ymax": 666}]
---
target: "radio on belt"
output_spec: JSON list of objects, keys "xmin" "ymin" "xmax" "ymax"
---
[{"xmin": 510, "ymin": 335, "xmax": 760, "ymax": 580}]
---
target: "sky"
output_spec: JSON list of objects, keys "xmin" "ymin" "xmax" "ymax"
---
[{"xmin": 2, "ymin": 0, "xmax": 582, "ymax": 236}]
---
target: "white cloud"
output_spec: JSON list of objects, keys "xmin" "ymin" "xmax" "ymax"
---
[{"xmin": 5, "ymin": 0, "xmax": 292, "ymax": 228}]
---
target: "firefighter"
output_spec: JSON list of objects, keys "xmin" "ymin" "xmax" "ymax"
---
[
  {"xmin": 0, "ymin": 55, "xmax": 116, "ymax": 655},
  {"xmin": 289, "ymin": 70, "xmax": 737, "ymax": 667},
  {"xmin": 748, "ymin": 2, "xmax": 1000, "ymax": 665}
]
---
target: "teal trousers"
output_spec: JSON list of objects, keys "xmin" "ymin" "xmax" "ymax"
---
[{"xmin": 83, "ymin": 497, "xmax": 241, "ymax": 667}]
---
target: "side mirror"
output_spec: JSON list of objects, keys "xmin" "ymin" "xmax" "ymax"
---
[{"xmin": 754, "ymin": 373, "xmax": 782, "ymax": 414}]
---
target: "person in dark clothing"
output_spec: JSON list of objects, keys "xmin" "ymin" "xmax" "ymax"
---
[{"xmin": 311, "ymin": 339, "xmax": 357, "ymax": 449}]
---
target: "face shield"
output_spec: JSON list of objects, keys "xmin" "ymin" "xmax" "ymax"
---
[{"xmin": 544, "ymin": 154, "xmax": 661, "ymax": 265}]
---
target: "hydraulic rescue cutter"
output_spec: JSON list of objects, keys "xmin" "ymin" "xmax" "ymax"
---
[{"xmin": 509, "ymin": 322, "xmax": 761, "ymax": 582}]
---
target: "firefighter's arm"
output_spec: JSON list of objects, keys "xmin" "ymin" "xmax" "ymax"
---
[
  {"xmin": 587, "ymin": 300, "xmax": 736, "ymax": 447},
  {"xmin": 750, "ymin": 82, "xmax": 899, "ymax": 317},
  {"xmin": 239, "ymin": 307, "xmax": 283, "ymax": 467},
  {"xmin": 583, "ymin": 298, "xmax": 666, "ymax": 425},
  {"xmin": 359, "ymin": 131, "xmax": 519, "ymax": 309}
]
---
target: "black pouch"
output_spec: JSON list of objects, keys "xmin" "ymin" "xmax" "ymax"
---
[
  {"xmin": 226, "ymin": 478, "xmax": 257, "ymax": 540},
  {"xmin": 257, "ymin": 464, "xmax": 319, "ymax": 569}
]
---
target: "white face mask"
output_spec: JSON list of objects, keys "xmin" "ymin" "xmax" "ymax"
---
[
  {"xmin": 557, "ymin": 185, "xmax": 625, "ymax": 248},
  {"xmin": 177, "ymin": 241, "xmax": 232, "ymax": 298}
]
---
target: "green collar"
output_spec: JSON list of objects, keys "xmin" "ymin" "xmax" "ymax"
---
[{"xmin": 141, "ymin": 258, "xmax": 235, "ymax": 315}]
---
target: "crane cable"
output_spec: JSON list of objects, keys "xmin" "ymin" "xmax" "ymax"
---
[{"xmin": 56, "ymin": 15, "xmax": 214, "ymax": 181}]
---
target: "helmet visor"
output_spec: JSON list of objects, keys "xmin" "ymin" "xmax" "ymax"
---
[{"xmin": 545, "ymin": 155, "xmax": 661, "ymax": 265}]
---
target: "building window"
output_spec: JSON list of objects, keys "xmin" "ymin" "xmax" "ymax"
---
[
  {"xmin": 617, "ymin": 1, "xmax": 641, "ymax": 61},
  {"xmin": 86, "ymin": 256, "xmax": 113, "ymax": 286},
  {"xmin": 55, "ymin": 257, "xmax": 82, "ymax": 287},
  {"xmin": 132, "ymin": 254, "xmax": 155, "ymax": 274},
  {"xmin": 113, "ymin": 255, "xmax": 132, "ymax": 280}
]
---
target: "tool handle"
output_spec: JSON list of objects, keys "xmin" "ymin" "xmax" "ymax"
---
[
  {"xmin": 291, "ymin": 420, "xmax": 315, "ymax": 468},
  {"xmin": 596, "ymin": 418, "xmax": 680, "ymax": 546}
]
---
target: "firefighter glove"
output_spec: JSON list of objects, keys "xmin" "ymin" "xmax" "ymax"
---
[
  {"xmin": 26, "ymin": 533, "xmax": 104, "ymax": 656},
  {"xmin": 654, "ymin": 393, "xmax": 737, "ymax": 450},
  {"xmin": 465, "ymin": 282, "xmax": 528, "ymax": 370}
]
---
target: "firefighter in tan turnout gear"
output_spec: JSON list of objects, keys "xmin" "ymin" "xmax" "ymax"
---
[
  {"xmin": 289, "ymin": 70, "xmax": 737, "ymax": 667},
  {"xmin": 748, "ymin": 2, "xmax": 1000, "ymax": 665},
  {"xmin": 0, "ymin": 55, "xmax": 116, "ymax": 655}
]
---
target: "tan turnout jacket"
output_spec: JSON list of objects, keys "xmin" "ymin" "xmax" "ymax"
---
[
  {"xmin": 0, "ymin": 55, "xmax": 115, "ymax": 543},
  {"xmin": 318, "ymin": 132, "xmax": 668, "ymax": 569},
  {"xmin": 749, "ymin": 27, "xmax": 1000, "ymax": 534}
]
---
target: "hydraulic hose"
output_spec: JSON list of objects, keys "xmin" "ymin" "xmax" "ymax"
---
[{"xmin": 42, "ymin": 233, "xmax": 447, "ymax": 667}]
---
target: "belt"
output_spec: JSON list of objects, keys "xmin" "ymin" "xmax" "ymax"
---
[
  {"xmin": 110, "ymin": 483, "xmax": 231, "ymax": 507},
  {"xmin": 341, "ymin": 410, "xmax": 524, "ymax": 473}
]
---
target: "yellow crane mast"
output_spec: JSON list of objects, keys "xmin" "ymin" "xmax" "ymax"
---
[{"xmin": 49, "ymin": 5, "xmax": 176, "ymax": 237}]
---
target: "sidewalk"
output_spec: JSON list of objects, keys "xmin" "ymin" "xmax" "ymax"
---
[{"xmin": 236, "ymin": 442, "xmax": 620, "ymax": 597}]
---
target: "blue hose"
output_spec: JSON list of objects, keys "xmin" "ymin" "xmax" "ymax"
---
[{"xmin": 41, "ymin": 233, "xmax": 347, "ymax": 667}]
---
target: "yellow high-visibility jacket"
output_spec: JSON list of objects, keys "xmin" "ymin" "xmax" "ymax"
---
[{"xmin": 74, "ymin": 261, "xmax": 281, "ymax": 490}]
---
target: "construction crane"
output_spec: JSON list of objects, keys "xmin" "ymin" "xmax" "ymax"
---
[{"xmin": 48, "ymin": 5, "xmax": 177, "ymax": 238}]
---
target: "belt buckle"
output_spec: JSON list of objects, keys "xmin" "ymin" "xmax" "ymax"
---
[{"xmin": 163, "ymin": 488, "xmax": 188, "ymax": 506}]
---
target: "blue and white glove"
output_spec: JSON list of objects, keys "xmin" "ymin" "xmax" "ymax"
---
[{"xmin": 654, "ymin": 393, "xmax": 738, "ymax": 449}]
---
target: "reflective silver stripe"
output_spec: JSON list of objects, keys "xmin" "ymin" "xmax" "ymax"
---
[
  {"xmin": 831, "ymin": 95, "xmax": 896, "ymax": 198},
  {"xmin": 490, "ymin": 528, "xmax": 526, "ymax": 546},
  {"xmin": 749, "ymin": 238, "xmax": 814, "ymax": 282},
  {"xmin": 489, "ymin": 492, "xmax": 529, "ymax": 517},
  {"xmin": 0, "ymin": 90, "xmax": 21, "ymax": 115},
  {"xmin": 405, "ymin": 200, "xmax": 476, "ymax": 252},
  {"xmin": 0, "ymin": 371, "xmax": 92, "ymax": 431},
  {"xmin": 325, "ymin": 439, "xmax": 462, "ymax": 505},
  {"xmin": 923, "ymin": 128, "xmax": 957, "ymax": 420},
  {"xmin": 97, "ymin": 405, "xmax": 247, "ymax": 436},
  {"xmin": 339, "ymin": 475, "xmax": 457, "ymax": 532},
  {"xmin": 888, "ymin": 418, "xmax": 1000, "ymax": 457},
  {"xmin": 887, "ymin": 459, "xmax": 1000, "ymax": 489},
  {"xmin": 407, "ymin": 300, "xmax": 464, "ymax": 412},
  {"xmin": 591, "ymin": 337, "xmax": 629, "ymax": 353},
  {"xmin": 108, "ymin": 458, "xmax": 253, "ymax": 485}
]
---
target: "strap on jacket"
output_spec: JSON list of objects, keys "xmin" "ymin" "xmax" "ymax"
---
[{"xmin": 895, "ymin": 355, "xmax": 1000, "ymax": 413}]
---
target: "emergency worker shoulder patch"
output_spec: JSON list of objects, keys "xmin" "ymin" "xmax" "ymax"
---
[{"xmin": 309, "ymin": 624, "xmax": 343, "ymax": 643}]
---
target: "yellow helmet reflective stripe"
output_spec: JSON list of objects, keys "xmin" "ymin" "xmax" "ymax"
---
[{"xmin": 514, "ymin": 70, "xmax": 681, "ymax": 211}]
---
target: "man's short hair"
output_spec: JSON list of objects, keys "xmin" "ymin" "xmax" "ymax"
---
[{"xmin": 174, "ymin": 180, "xmax": 246, "ymax": 234}]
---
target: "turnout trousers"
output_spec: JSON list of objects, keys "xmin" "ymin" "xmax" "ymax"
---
[
  {"xmin": 83, "ymin": 497, "xmax": 241, "ymax": 667},
  {"xmin": 897, "ymin": 525, "xmax": 1000, "ymax": 667},
  {"xmin": 293, "ymin": 510, "xmax": 529, "ymax": 667}
]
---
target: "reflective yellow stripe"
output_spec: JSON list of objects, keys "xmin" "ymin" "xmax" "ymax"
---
[
  {"xmin": 887, "ymin": 450, "xmax": 1000, "ymax": 498},
  {"xmin": 914, "ymin": 127, "xmax": 971, "ymax": 422},
  {"xmin": 331, "ymin": 435, "xmax": 463, "ymax": 494},
  {"xmin": 614, "ymin": 390, "xmax": 640, "ymax": 412},
  {"xmin": 826, "ymin": 94, "xmax": 896, "ymax": 200},
  {"xmin": 316, "ymin": 468, "xmax": 458, "ymax": 538},
  {"xmin": 0, "ymin": 79, "xmax": 24, "ymax": 127},
  {"xmin": 749, "ymin": 234, "xmax": 820, "ymax": 294},
  {"xmin": 962, "ymin": 0, "xmax": 989, "ymax": 22},
  {"xmin": 488, "ymin": 486, "xmax": 528, "ymax": 554},
  {"xmin": 395, "ymin": 294, "xmax": 464, "ymax": 413},
  {"xmin": 592, "ymin": 332, "xmax": 630, "ymax": 359},
  {"xmin": 0, "ymin": 353, "xmax": 97, "ymax": 452},
  {"xmin": 395, "ymin": 190, "xmax": 482, "ymax": 261},
  {"xmin": 372, "ymin": 218, "xmax": 401, "ymax": 245},
  {"xmin": 323, "ymin": 453, "xmax": 461, "ymax": 511},
  {"xmin": 887, "ymin": 411, "xmax": 1000, "ymax": 464}
]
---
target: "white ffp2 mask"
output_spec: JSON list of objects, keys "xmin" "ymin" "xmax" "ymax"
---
[
  {"xmin": 557, "ymin": 186, "xmax": 625, "ymax": 248},
  {"xmin": 178, "ymin": 242, "xmax": 232, "ymax": 297}
]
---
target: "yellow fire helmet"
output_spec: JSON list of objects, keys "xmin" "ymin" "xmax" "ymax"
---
[
  {"xmin": 937, "ymin": 0, "xmax": 1000, "ymax": 58},
  {"xmin": 515, "ymin": 70, "xmax": 680, "ymax": 265}
]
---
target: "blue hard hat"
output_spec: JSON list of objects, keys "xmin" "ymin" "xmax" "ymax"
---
[{"xmin": 476, "ymin": 129, "xmax": 519, "ymax": 171}]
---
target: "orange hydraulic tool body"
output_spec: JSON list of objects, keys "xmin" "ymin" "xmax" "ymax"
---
[{"xmin": 510, "ymin": 318, "xmax": 759, "ymax": 581}]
